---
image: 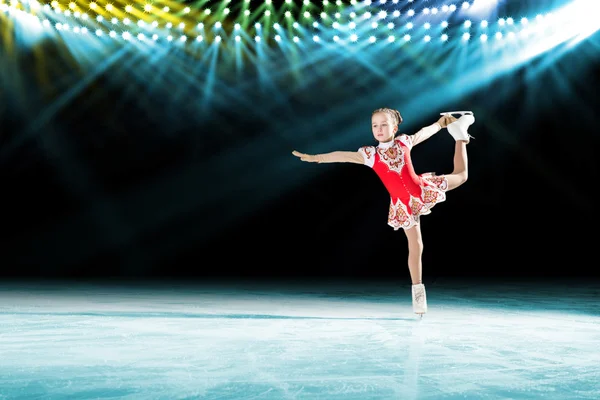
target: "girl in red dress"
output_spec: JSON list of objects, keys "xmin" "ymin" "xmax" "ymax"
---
[{"xmin": 292, "ymin": 108, "xmax": 474, "ymax": 316}]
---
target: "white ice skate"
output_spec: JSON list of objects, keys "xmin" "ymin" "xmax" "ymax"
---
[
  {"xmin": 442, "ymin": 111, "xmax": 475, "ymax": 143},
  {"xmin": 412, "ymin": 283, "xmax": 428, "ymax": 316}
]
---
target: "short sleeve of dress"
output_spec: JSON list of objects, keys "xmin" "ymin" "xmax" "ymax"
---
[
  {"xmin": 397, "ymin": 134, "xmax": 413, "ymax": 150},
  {"xmin": 358, "ymin": 146, "xmax": 376, "ymax": 168}
]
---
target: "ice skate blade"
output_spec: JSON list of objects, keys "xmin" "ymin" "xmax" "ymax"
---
[{"xmin": 440, "ymin": 111, "xmax": 473, "ymax": 116}]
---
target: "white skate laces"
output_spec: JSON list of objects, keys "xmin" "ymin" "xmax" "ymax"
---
[{"xmin": 412, "ymin": 283, "xmax": 428, "ymax": 314}]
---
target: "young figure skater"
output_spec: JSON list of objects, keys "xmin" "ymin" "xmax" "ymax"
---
[{"xmin": 292, "ymin": 108, "xmax": 474, "ymax": 315}]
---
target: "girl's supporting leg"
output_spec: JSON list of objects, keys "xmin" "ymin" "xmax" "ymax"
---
[
  {"xmin": 405, "ymin": 224, "xmax": 428, "ymax": 314},
  {"xmin": 404, "ymin": 224, "xmax": 424, "ymax": 285}
]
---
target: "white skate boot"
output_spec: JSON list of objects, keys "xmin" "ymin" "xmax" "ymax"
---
[
  {"xmin": 440, "ymin": 111, "xmax": 475, "ymax": 144},
  {"xmin": 412, "ymin": 283, "xmax": 428, "ymax": 315}
]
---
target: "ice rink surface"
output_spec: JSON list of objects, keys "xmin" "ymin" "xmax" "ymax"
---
[{"xmin": 1, "ymin": 278, "xmax": 598, "ymax": 399}]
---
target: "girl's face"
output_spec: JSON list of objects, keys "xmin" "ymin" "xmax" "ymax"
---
[{"xmin": 371, "ymin": 112, "xmax": 397, "ymax": 143}]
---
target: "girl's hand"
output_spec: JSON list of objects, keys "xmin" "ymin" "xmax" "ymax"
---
[
  {"xmin": 292, "ymin": 150, "xmax": 320, "ymax": 163},
  {"xmin": 438, "ymin": 115, "xmax": 458, "ymax": 128}
]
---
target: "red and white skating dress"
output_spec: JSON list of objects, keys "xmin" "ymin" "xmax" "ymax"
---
[{"xmin": 358, "ymin": 125, "xmax": 448, "ymax": 230}]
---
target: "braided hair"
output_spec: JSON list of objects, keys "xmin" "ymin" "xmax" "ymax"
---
[{"xmin": 372, "ymin": 108, "xmax": 403, "ymax": 126}]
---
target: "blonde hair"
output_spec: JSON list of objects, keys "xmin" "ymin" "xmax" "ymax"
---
[{"xmin": 372, "ymin": 108, "xmax": 403, "ymax": 126}]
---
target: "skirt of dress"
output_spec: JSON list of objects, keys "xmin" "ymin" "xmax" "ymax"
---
[{"xmin": 387, "ymin": 173, "xmax": 448, "ymax": 231}]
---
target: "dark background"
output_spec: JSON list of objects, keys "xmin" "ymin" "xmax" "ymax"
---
[{"xmin": 1, "ymin": 1, "xmax": 599, "ymax": 283}]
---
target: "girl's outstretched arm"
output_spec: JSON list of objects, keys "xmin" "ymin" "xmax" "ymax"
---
[{"xmin": 292, "ymin": 150, "xmax": 364, "ymax": 164}]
